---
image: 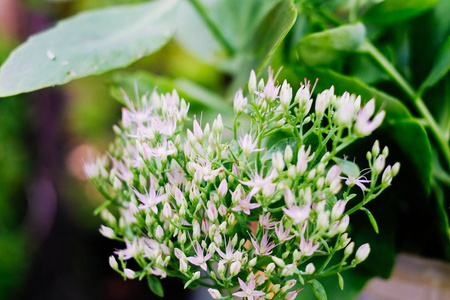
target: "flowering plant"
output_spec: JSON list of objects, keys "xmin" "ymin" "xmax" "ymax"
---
[{"xmin": 85, "ymin": 69, "xmax": 398, "ymax": 299}]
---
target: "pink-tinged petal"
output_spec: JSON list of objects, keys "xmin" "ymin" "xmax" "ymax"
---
[
  {"xmin": 186, "ymin": 257, "xmax": 199, "ymax": 265},
  {"xmin": 243, "ymin": 209, "xmax": 251, "ymax": 215},
  {"xmin": 232, "ymin": 206, "xmax": 242, "ymax": 212},
  {"xmin": 232, "ymin": 292, "xmax": 247, "ymax": 298},
  {"xmin": 248, "ymin": 203, "xmax": 261, "ymax": 209},
  {"xmin": 204, "ymin": 253, "xmax": 212, "ymax": 261},
  {"xmin": 253, "ymin": 291, "xmax": 266, "ymax": 296},
  {"xmin": 200, "ymin": 263, "xmax": 208, "ymax": 271},
  {"xmin": 248, "ymin": 297, "xmax": 254, "ymax": 300},
  {"xmin": 238, "ymin": 278, "xmax": 247, "ymax": 290}
]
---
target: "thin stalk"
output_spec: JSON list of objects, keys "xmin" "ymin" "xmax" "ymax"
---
[
  {"xmin": 188, "ymin": 0, "xmax": 235, "ymax": 55},
  {"xmin": 365, "ymin": 40, "xmax": 450, "ymax": 170}
]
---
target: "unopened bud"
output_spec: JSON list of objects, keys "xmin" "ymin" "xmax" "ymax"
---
[
  {"xmin": 305, "ymin": 263, "xmax": 315, "ymax": 274},
  {"xmin": 109, "ymin": 256, "xmax": 118, "ymax": 269},
  {"xmin": 355, "ymin": 243, "xmax": 370, "ymax": 263},
  {"xmin": 208, "ymin": 289, "xmax": 222, "ymax": 299},
  {"xmin": 230, "ymin": 261, "xmax": 242, "ymax": 276}
]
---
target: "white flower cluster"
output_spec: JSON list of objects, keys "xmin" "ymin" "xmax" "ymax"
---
[{"xmin": 85, "ymin": 68, "xmax": 399, "ymax": 299}]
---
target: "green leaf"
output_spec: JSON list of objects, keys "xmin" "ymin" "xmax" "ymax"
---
[
  {"xmin": 360, "ymin": 207, "xmax": 379, "ymax": 234},
  {"xmin": 311, "ymin": 279, "xmax": 328, "ymax": 300},
  {"xmin": 147, "ymin": 275, "xmax": 164, "ymax": 297},
  {"xmin": 337, "ymin": 273, "xmax": 344, "ymax": 291},
  {"xmin": 333, "ymin": 158, "xmax": 361, "ymax": 178},
  {"xmin": 177, "ymin": 0, "xmax": 296, "ymax": 91},
  {"xmin": 419, "ymin": 36, "xmax": 450, "ymax": 95},
  {"xmin": 109, "ymin": 71, "xmax": 231, "ymax": 114},
  {"xmin": 297, "ymin": 23, "xmax": 366, "ymax": 66},
  {"xmin": 379, "ymin": 119, "xmax": 433, "ymax": 194},
  {"xmin": 0, "ymin": 0, "xmax": 179, "ymax": 97},
  {"xmin": 363, "ymin": 0, "xmax": 440, "ymax": 24},
  {"xmin": 262, "ymin": 137, "xmax": 298, "ymax": 162}
]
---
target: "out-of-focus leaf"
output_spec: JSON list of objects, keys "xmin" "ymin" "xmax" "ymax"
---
[
  {"xmin": 0, "ymin": 0, "xmax": 179, "ymax": 97},
  {"xmin": 109, "ymin": 71, "xmax": 231, "ymax": 114},
  {"xmin": 380, "ymin": 120, "xmax": 432, "ymax": 194},
  {"xmin": 290, "ymin": 67, "xmax": 432, "ymax": 192},
  {"xmin": 177, "ymin": 0, "xmax": 296, "ymax": 91},
  {"xmin": 333, "ymin": 158, "xmax": 361, "ymax": 178},
  {"xmin": 419, "ymin": 37, "xmax": 450, "ymax": 95},
  {"xmin": 431, "ymin": 182, "xmax": 450, "ymax": 259},
  {"xmin": 363, "ymin": 0, "xmax": 440, "ymax": 24},
  {"xmin": 147, "ymin": 275, "xmax": 164, "ymax": 297},
  {"xmin": 297, "ymin": 23, "xmax": 366, "ymax": 66}
]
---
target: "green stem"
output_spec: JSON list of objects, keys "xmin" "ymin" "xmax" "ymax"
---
[
  {"xmin": 365, "ymin": 40, "xmax": 450, "ymax": 170},
  {"xmin": 364, "ymin": 41, "xmax": 416, "ymax": 100},
  {"xmin": 188, "ymin": 0, "xmax": 235, "ymax": 55}
]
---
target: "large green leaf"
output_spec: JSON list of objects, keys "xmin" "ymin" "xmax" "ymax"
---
[
  {"xmin": 109, "ymin": 71, "xmax": 232, "ymax": 114},
  {"xmin": 297, "ymin": 23, "xmax": 366, "ymax": 67},
  {"xmin": 419, "ymin": 36, "xmax": 450, "ymax": 95},
  {"xmin": 290, "ymin": 67, "xmax": 432, "ymax": 192},
  {"xmin": 363, "ymin": 0, "xmax": 440, "ymax": 24},
  {"xmin": 380, "ymin": 120, "xmax": 433, "ymax": 193},
  {"xmin": 176, "ymin": 0, "xmax": 296, "ymax": 89},
  {"xmin": 0, "ymin": 0, "xmax": 179, "ymax": 97}
]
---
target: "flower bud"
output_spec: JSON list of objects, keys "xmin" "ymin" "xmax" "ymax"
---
[
  {"xmin": 337, "ymin": 215, "xmax": 350, "ymax": 233},
  {"xmin": 272, "ymin": 151, "xmax": 285, "ymax": 172},
  {"xmin": 271, "ymin": 256, "xmax": 286, "ymax": 268},
  {"xmin": 248, "ymin": 257, "xmax": 257, "ymax": 268},
  {"xmin": 282, "ymin": 279, "xmax": 297, "ymax": 292},
  {"xmin": 305, "ymin": 263, "xmax": 315, "ymax": 274},
  {"xmin": 355, "ymin": 243, "xmax": 371, "ymax": 263},
  {"xmin": 212, "ymin": 114, "xmax": 223, "ymax": 134},
  {"xmin": 179, "ymin": 258, "xmax": 188, "ymax": 273},
  {"xmin": 382, "ymin": 165, "xmax": 393, "ymax": 185},
  {"xmin": 372, "ymin": 140, "xmax": 380, "ymax": 157},
  {"xmin": 266, "ymin": 262, "xmax": 275, "ymax": 273},
  {"xmin": 228, "ymin": 213, "xmax": 236, "ymax": 226},
  {"xmin": 218, "ymin": 179, "xmax": 228, "ymax": 198},
  {"xmin": 287, "ymin": 165, "xmax": 296, "ymax": 179},
  {"xmin": 392, "ymin": 162, "xmax": 400, "ymax": 176},
  {"xmin": 249, "ymin": 70, "xmax": 257, "ymax": 95},
  {"xmin": 317, "ymin": 211, "xmax": 330, "ymax": 231},
  {"xmin": 374, "ymin": 154, "xmax": 386, "ymax": 173},
  {"xmin": 230, "ymin": 261, "xmax": 242, "ymax": 276},
  {"xmin": 124, "ymin": 268, "xmax": 135, "ymax": 279},
  {"xmin": 344, "ymin": 241, "xmax": 355, "ymax": 257},
  {"xmin": 331, "ymin": 200, "xmax": 346, "ymax": 220},
  {"xmin": 156, "ymin": 225, "xmax": 164, "ymax": 240},
  {"xmin": 208, "ymin": 289, "xmax": 222, "ymax": 299},
  {"xmin": 218, "ymin": 262, "xmax": 225, "ymax": 278},
  {"xmin": 100, "ymin": 225, "xmax": 115, "ymax": 239},
  {"xmin": 284, "ymin": 145, "xmax": 293, "ymax": 164},
  {"xmin": 109, "ymin": 255, "xmax": 118, "ymax": 269},
  {"xmin": 234, "ymin": 89, "xmax": 247, "ymax": 113},
  {"xmin": 193, "ymin": 271, "xmax": 201, "ymax": 280},
  {"xmin": 272, "ymin": 284, "xmax": 281, "ymax": 293}
]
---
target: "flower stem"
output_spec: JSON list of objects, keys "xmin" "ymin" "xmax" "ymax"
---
[
  {"xmin": 188, "ymin": 0, "xmax": 235, "ymax": 56},
  {"xmin": 365, "ymin": 40, "xmax": 450, "ymax": 170}
]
